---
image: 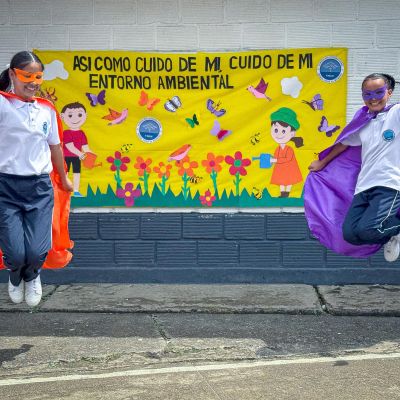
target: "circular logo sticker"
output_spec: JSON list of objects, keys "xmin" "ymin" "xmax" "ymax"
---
[
  {"xmin": 317, "ymin": 56, "xmax": 344, "ymax": 83},
  {"xmin": 382, "ymin": 129, "xmax": 395, "ymax": 142},
  {"xmin": 136, "ymin": 117, "xmax": 162, "ymax": 143}
]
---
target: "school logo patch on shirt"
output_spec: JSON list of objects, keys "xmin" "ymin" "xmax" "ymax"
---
[
  {"xmin": 42, "ymin": 121, "xmax": 48, "ymax": 136},
  {"xmin": 382, "ymin": 129, "xmax": 395, "ymax": 142}
]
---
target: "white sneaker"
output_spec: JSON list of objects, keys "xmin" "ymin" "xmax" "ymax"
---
[
  {"xmin": 25, "ymin": 275, "xmax": 42, "ymax": 307},
  {"xmin": 8, "ymin": 278, "xmax": 24, "ymax": 304},
  {"xmin": 384, "ymin": 234, "xmax": 400, "ymax": 262}
]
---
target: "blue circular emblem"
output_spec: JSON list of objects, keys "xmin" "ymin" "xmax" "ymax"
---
[
  {"xmin": 136, "ymin": 118, "xmax": 162, "ymax": 143},
  {"xmin": 317, "ymin": 56, "xmax": 344, "ymax": 83},
  {"xmin": 382, "ymin": 129, "xmax": 395, "ymax": 142}
]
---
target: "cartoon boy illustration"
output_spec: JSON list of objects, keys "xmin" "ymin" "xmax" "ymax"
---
[
  {"xmin": 61, "ymin": 102, "xmax": 92, "ymax": 197},
  {"xmin": 270, "ymin": 107, "xmax": 304, "ymax": 198}
]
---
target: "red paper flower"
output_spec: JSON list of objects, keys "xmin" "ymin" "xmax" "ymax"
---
[
  {"xmin": 106, "ymin": 151, "xmax": 130, "ymax": 172},
  {"xmin": 225, "ymin": 151, "xmax": 251, "ymax": 176}
]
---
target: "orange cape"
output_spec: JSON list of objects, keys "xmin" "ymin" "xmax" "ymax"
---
[{"xmin": 0, "ymin": 91, "xmax": 73, "ymax": 269}]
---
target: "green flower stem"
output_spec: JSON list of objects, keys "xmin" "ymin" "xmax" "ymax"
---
[
  {"xmin": 160, "ymin": 175, "xmax": 168, "ymax": 196},
  {"xmin": 234, "ymin": 172, "xmax": 241, "ymax": 196},
  {"xmin": 114, "ymin": 168, "xmax": 122, "ymax": 189},
  {"xmin": 210, "ymin": 169, "xmax": 218, "ymax": 198},
  {"xmin": 181, "ymin": 172, "xmax": 190, "ymax": 199},
  {"xmin": 139, "ymin": 170, "xmax": 149, "ymax": 194}
]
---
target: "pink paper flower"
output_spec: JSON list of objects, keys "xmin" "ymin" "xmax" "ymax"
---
[
  {"xmin": 116, "ymin": 182, "xmax": 141, "ymax": 206},
  {"xmin": 199, "ymin": 189, "xmax": 216, "ymax": 207}
]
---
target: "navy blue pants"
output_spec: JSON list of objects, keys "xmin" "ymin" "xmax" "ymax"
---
[
  {"xmin": 342, "ymin": 186, "xmax": 400, "ymax": 246},
  {"xmin": 0, "ymin": 173, "xmax": 54, "ymax": 286}
]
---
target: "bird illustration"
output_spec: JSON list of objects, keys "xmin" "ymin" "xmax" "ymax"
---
[
  {"xmin": 247, "ymin": 78, "xmax": 272, "ymax": 101},
  {"xmin": 168, "ymin": 144, "xmax": 192, "ymax": 161},
  {"xmin": 102, "ymin": 108, "xmax": 128, "ymax": 125}
]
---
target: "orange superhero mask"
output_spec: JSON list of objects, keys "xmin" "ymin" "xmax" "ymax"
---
[{"xmin": 13, "ymin": 68, "xmax": 44, "ymax": 85}]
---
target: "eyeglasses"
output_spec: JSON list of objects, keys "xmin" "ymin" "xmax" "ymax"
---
[{"xmin": 13, "ymin": 68, "xmax": 43, "ymax": 85}]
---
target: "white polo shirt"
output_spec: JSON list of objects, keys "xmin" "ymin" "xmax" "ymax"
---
[
  {"xmin": 341, "ymin": 104, "xmax": 400, "ymax": 194},
  {"xmin": 0, "ymin": 94, "xmax": 60, "ymax": 176}
]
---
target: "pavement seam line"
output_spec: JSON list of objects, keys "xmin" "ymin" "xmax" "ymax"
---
[
  {"xmin": 313, "ymin": 286, "xmax": 329, "ymax": 314},
  {"xmin": 150, "ymin": 314, "xmax": 171, "ymax": 341},
  {"xmin": 41, "ymin": 284, "xmax": 60, "ymax": 302},
  {"xmin": 29, "ymin": 284, "xmax": 61, "ymax": 313}
]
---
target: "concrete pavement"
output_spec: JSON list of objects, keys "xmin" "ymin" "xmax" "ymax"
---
[
  {"xmin": 3, "ymin": 354, "xmax": 400, "ymax": 400},
  {"xmin": 1, "ymin": 283, "xmax": 400, "ymax": 315},
  {"xmin": 1, "ymin": 283, "xmax": 400, "ymax": 398}
]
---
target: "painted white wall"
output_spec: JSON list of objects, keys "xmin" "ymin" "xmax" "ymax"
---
[
  {"xmin": 1, "ymin": 0, "xmax": 399, "ymax": 120},
  {"xmin": 1, "ymin": 0, "xmax": 399, "ymax": 213}
]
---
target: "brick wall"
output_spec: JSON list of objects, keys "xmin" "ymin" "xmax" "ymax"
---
[
  {"xmin": 1, "ymin": 0, "xmax": 399, "ymax": 120},
  {"xmin": 36, "ymin": 212, "xmax": 400, "ymax": 285}
]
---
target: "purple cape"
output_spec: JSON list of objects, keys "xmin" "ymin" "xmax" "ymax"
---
[{"xmin": 304, "ymin": 105, "xmax": 395, "ymax": 258}]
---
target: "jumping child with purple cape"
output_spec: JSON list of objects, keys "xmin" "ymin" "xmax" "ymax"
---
[{"xmin": 304, "ymin": 73, "xmax": 400, "ymax": 262}]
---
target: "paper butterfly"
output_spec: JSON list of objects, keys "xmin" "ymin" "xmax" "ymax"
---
[
  {"xmin": 185, "ymin": 114, "xmax": 199, "ymax": 128},
  {"xmin": 138, "ymin": 90, "xmax": 160, "ymax": 110},
  {"xmin": 102, "ymin": 108, "xmax": 128, "ymax": 125},
  {"xmin": 318, "ymin": 116, "xmax": 340, "ymax": 137},
  {"xmin": 164, "ymin": 96, "xmax": 182, "ymax": 112},
  {"xmin": 302, "ymin": 94, "xmax": 324, "ymax": 111},
  {"xmin": 210, "ymin": 120, "xmax": 232, "ymax": 141},
  {"xmin": 86, "ymin": 89, "xmax": 106, "ymax": 107},
  {"xmin": 206, "ymin": 99, "xmax": 226, "ymax": 117}
]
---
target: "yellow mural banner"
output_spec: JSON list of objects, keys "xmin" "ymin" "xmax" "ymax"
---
[{"xmin": 35, "ymin": 48, "xmax": 347, "ymax": 208}]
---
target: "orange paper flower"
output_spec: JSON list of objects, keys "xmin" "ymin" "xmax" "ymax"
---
[
  {"xmin": 201, "ymin": 152, "xmax": 224, "ymax": 173},
  {"xmin": 153, "ymin": 162, "xmax": 172, "ymax": 179},
  {"xmin": 134, "ymin": 156, "xmax": 152, "ymax": 176},
  {"xmin": 176, "ymin": 156, "xmax": 198, "ymax": 177}
]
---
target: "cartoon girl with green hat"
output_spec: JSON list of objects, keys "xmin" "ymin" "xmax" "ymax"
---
[{"xmin": 270, "ymin": 107, "xmax": 304, "ymax": 198}]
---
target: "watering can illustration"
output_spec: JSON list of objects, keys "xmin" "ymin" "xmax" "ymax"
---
[
  {"xmin": 252, "ymin": 153, "xmax": 272, "ymax": 168},
  {"xmin": 82, "ymin": 152, "xmax": 102, "ymax": 169}
]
